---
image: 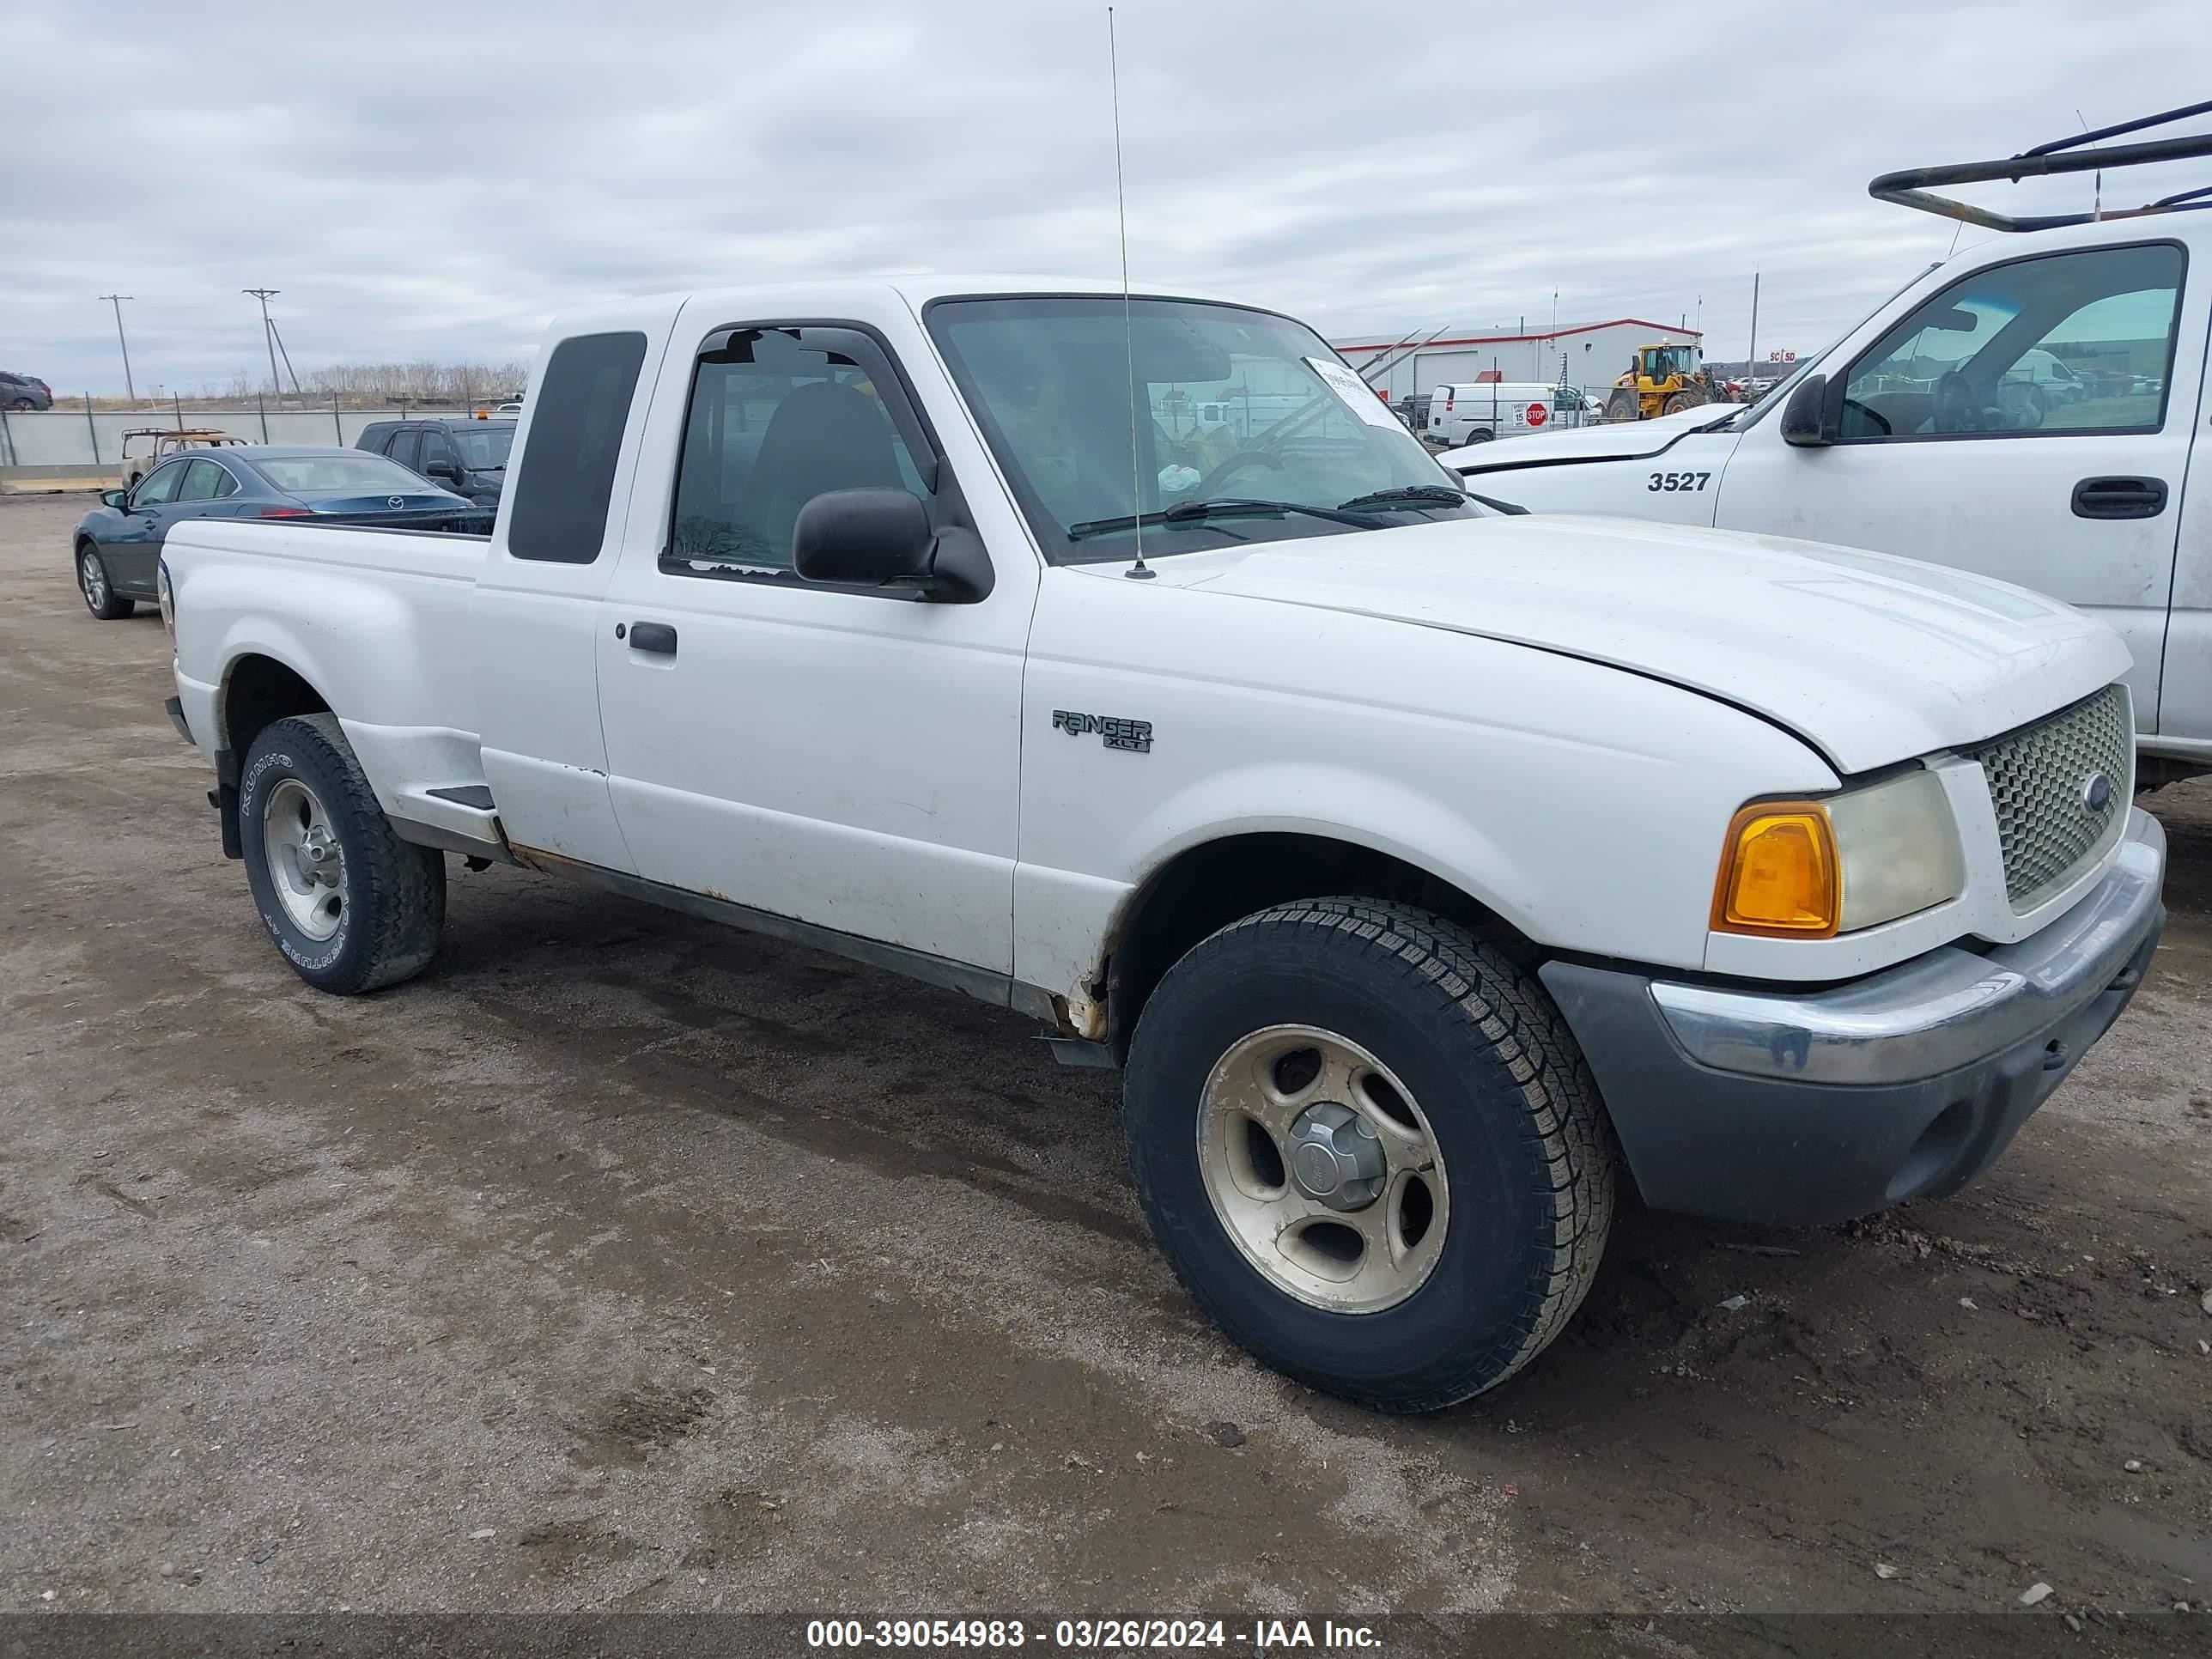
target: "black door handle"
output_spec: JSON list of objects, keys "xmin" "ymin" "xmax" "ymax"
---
[
  {"xmin": 2072, "ymin": 476, "xmax": 2166, "ymax": 520},
  {"xmin": 628, "ymin": 621, "xmax": 678, "ymax": 656}
]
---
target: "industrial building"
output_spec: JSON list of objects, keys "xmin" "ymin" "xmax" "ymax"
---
[{"xmin": 1331, "ymin": 319, "xmax": 1705, "ymax": 400}]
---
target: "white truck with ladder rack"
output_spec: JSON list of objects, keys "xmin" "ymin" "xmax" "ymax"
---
[{"xmin": 1446, "ymin": 104, "xmax": 2212, "ymax": 787}]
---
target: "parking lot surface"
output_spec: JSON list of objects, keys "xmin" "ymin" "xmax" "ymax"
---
[{"xmin": 3, "ymin": 492, "xmax": 2208, "ymax": 1617}]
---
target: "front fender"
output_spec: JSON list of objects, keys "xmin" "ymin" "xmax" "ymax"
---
[
  {"xmin": 1109, "ymin": 763, "xmax": 1540, "ymax": 944},
  {"xmin": 1013, "ymin": 570, "xmax": 1841, "ymax": 1015}
]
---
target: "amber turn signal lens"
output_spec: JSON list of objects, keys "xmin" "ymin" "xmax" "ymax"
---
[{"xmin": 1711, "ymin": 803, "xmax": 1839, "ymax": 937}]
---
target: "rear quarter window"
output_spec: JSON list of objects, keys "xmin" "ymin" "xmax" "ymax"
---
[{"xmin": 507, "ymin": 331, "xmax": 650, "ymax": 563}]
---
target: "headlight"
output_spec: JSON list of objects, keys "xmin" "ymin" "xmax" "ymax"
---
[{"xmin": 1712, "ymin": 769, "xmax": 1964, "ymax": 939}]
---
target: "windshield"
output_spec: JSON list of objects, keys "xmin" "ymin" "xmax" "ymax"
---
[
  {"xmin": 1733, "ymin": 261, "xmax": 1946, "ymax": 432},
  {"xmin": 927, "ymin": 296, "xmax": 1472, "ymax": 562},
  {"xmin": 452, "ymin": 423, "xmax": 514, "ymax": 469},
  {"xmin": 1646, "ymin": 346, "xmax": 1698, "ymax": 378},
  {"xmin": 254, "ymin": 453, "xmax": 440, "ymax": 495}
]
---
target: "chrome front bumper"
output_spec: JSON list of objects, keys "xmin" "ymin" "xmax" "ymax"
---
[
  {"xmin": 1651, "ymin": 809, "xmax": 2166, "ymax": 1084},
  {"xmin": 1539, "ymin": 810, "xmax": 2166, "ymax": 1225}
]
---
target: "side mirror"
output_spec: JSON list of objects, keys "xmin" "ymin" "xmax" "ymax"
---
[
  {"xmin": 792, "ymin": 488, "xmax": 991, "ymax": 603},
  {"xmin": 1779, "ymin": 374, "xmax": 1835, "ymax": 447},
  {"xmin": 101, "ymin": 489, "xmax": 129, "ymax": 508},
  {"xmin": 426, "ymin": 459, "xmax": 462, "ymax": 483}
]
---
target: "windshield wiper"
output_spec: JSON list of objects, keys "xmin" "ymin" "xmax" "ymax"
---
[
  {"xmin": 1334, "ymin": 485, "xmax": 1471, "ymax": 513},
  {"xmin": 1466, "ymin": 491, "xmax": 1528, "ymax": 516},
  {"xmin": 1066, "ymin": 496, "xmax": 1382, "ymax": 542}
]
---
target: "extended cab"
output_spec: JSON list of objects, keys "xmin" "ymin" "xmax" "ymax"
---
[
  {"xmin": 160, "ymin": 276, "xmax": 2166, "ymax": 1412},
  {"xmin": 1444, "ymin": 119, "xmax": 2212, "ymax": 784}
]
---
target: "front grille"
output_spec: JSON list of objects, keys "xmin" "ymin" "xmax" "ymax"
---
[{"xmin": 1966, "ymin": 684, "xmax": 2131, "ymax": 911}]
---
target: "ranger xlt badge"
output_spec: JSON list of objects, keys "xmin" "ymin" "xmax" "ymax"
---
[{"xmin": 1053, "ymin": 710, "xmax": 1152, "ymax": 753}]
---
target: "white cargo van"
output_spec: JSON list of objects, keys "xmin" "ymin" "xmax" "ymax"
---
[{"xmin": 1425, "ymin": 383, "xmax": 1581, "ymax": 446}]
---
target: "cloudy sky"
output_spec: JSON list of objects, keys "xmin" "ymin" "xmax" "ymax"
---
[{"xmin": 6, "ymin": 0, "xmax": 2210, "ymax": 395}]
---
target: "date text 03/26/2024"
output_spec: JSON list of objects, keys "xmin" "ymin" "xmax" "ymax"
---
[{"xmin": 805, "ymin": 1619, "xmax": 1381, "ymax": 1650}]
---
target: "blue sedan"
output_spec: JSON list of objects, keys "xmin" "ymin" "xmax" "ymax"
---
[{"xmin": 71, "ymin": 445, "xmax": 483, "ymax": 620}]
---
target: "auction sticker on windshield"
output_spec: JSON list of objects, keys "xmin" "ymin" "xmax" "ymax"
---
[{"xmin": 1303, "ymin": 357, "xmax": 1401, "ymax": 428}]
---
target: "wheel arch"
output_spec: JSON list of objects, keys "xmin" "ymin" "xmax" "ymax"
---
[
  {"xmin": 219, "ymin": 649, "xmax": 332, "ymax": 759},
  {"xmin": 208, "ymin": 649, "xmax": 332, "ymax": 860},
  {"xmin": 1098, "ymin": 830, "xmax": 1540, "ymax": 1063}
]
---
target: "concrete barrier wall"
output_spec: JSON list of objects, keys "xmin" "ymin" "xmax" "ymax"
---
[
  {"xmin": 0, "ymin": 464, "xmax": 115, "ymax": 494},
  {"xmin": 0, "ymin": 407, "xmax": 434, "ymax": 469}
]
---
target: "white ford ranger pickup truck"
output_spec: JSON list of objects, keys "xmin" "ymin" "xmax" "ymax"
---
[{"xmin": 159, "ymin": 276, "xmax": 2166, "ymax": 1412}]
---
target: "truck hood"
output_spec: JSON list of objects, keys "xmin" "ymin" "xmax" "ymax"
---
[
  {"xmin": 1443, "ymin": 404, "xmax": 1741, "ymax": 474},
  {"xmin": 1176, "ymin": 514, "xmax": 2129, "ymax": 775}
]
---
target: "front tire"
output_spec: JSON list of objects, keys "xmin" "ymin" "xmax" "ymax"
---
[
  {"xmin": 1125, "ymin": 898, "xmax": 1615, "ymax": 1413},
  {"xmin": 238, "ymin": 714, "xmax": 445, "ymax": 994},
  {"xmin": 76, "ymin": 544, "xmax": 133, "ymax": 619}
]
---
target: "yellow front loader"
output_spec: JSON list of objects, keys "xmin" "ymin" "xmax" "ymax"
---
[{"xmin": 1602, "ymin": 343, "xmax": 1717, "ymax": 422}]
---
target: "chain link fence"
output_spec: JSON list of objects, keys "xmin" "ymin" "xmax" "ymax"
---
[{"xmin": 0, "ymin": 401, "xmax": 458, "ymax": 471}]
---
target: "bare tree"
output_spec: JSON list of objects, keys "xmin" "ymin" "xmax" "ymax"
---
[{"xmin": 289, "ymin": 360, "xmax": 531, "ymax": 405}]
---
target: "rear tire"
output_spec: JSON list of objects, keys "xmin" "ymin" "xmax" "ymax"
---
[
  {"xmin": 1603, "ymin": 389, "xmax": 1638, "ymax": 422},
  {"xmin": 238, "ymin": 714, "xmax": 445, "ymax": 994},
  {"xmin": 1124, "ymin": 897, "xmax": 1615, "ymax": 1413},
  {"xmin": 76, "ymin": 544, "xmax": 133, "ymax": 619}
]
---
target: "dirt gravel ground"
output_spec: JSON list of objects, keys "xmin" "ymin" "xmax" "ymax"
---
[{"xmin": 3, "ymin": 492, "xmax": 2208, "ymax": 1621}]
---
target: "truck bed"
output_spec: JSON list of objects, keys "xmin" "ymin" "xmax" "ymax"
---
[{"xmin": 165, "ymin": 517, "xmax": 499, "ymax": 849}]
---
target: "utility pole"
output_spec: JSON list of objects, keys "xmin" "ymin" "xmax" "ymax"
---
[
  {"xmin": 243, "ymin": 289, "xmax": 283, "ymax": 402},
  {"xmin": 99, "ymin": 294, "xmax": 137, "ymax": 403},
  {"xmin": 1745, "ymin": 271, "xmax": 1761, "ymax": 392}
]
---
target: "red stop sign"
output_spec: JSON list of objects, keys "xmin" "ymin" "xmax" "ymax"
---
[{"xmin": 1526, "ymin": 403, "xmax": 1547, "ymax": 427}]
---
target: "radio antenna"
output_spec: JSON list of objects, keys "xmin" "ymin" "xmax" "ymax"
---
[{"xmin": 1107, "ymin": 5, "xmax": 1153, "ymax": 579}]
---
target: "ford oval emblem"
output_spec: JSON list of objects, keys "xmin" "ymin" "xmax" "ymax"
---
[
  {"xmin": 387, "ymin": 495, "xmax": 405, "ymax": 510},
  {"xmin": 2081, "ymin": 771, "xmax": 2113, "ymax": 812}
]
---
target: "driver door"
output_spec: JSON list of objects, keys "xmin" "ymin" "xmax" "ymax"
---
[
  {"xmin": 1713, "ymin": 240, "xmax": 2200, "ymax": 735},
  {"xmin": 104, "ymin": 457, "xmax": 191, "ymax": 592},
  {"xmin": 592, "ymin": 319, "xmax": 1031, "ymax": 975}
]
